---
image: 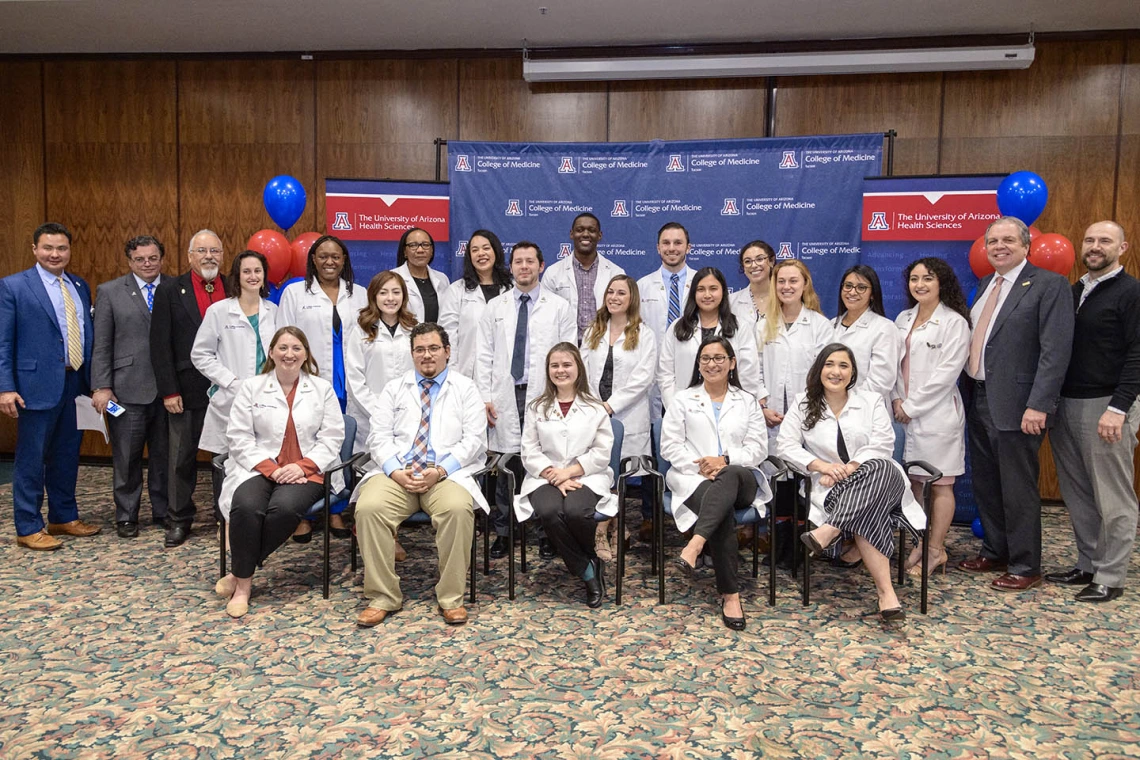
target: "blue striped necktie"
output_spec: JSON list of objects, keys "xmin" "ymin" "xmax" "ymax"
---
[{"xmin": 667, "ymin": 273, "xmax": 681, "ymax": 325}]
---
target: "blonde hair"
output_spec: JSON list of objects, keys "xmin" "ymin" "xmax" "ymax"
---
[
  {"xmin": 583, "ymin": 274, "xmax": 643, "ymax": 352},
  {"xmin": 761, "ymin": 260, "xmax": 820, "ymax": 344}
]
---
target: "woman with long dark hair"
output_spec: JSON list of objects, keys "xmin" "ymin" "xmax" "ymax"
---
[
  {"xmin": 656, "ymin": 267, "xmax": 762, "ymax": 411},
  {"xmin": 393, "ymin": 227, "xmax": 451, "ymax": 324},
  {"xmin": 831, "ymin": 264, "xmax": 901, "ymax": 405},
  {"xmin": 729, "ymin": 240, "xmax": 776, "ymax": 350},
  {"xmin": 516, "ymin": 343, "xmax": 616, "ymax": 608},
  {"xmin": 777, "ymin": 343, "xmax": 926, "ymax": 622},
  {"xmin": 438, "ymin": 229, "xmax": 512, "ymax": 377},
  {"xmin": 893, "ymin": 257, "xmax": 971, "ymax": 576}
]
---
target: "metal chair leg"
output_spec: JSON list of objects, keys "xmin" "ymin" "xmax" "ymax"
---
[
  {"xmin": 656, "ymin": 475, "xmax": 666, "ymax": 605},
  {"xmin": 616, "ymin": 480, "xmax": 626, "ymax": 606},
  {"xmin": 322, "ymin": 489, "xmax": 331, "ymax": 600},
  {"xmin": 898, "ymin": 528, "xmax": 907, "ymax": 586},
  {"xmin": 219, "ymin": 516, "xmax": 227, "ymax": 578},
  {"xmin": 469, "ymin": 511, "xmax": 477, "ymax": 606},
  {"xmin": 768, "ymin": 506, "xmax": 776, "ymax": 606},
  {"xmin": 508, "ymin": 507, "xmax": 516, "ymax": 601}
]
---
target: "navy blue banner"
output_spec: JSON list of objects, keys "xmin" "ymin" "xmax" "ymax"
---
[{"xmin": 448, "ymin": 135, "xmax": 884, "ymax": 315}]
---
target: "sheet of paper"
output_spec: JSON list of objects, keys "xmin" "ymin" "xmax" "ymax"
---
[{"xmin": 74, "ymin": 395, "xmax": 109, "ymax": 444}]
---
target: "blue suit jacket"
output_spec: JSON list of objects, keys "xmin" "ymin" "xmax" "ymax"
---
[{"xmin": 0, "ymin": 267, "xmax": 94, "ymax": 409}]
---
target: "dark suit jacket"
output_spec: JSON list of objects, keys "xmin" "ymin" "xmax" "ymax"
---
[
  {"xmin": 974, "ymin": 261, "xmax": 1074, "ymax": 431},
  {"xmin": 91, "ymin": 273, "xmax": 159, "ymax": 405},
  {"xmin": 149, "ymin": 272, "xmax": 226, "ymax": 411},
  {"xmin": 0, "ymin": 266, "xmax": 94, "ymax": 409}
]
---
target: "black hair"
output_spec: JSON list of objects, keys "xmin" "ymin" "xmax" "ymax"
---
[
  {"xmin": 739, "ymin": 239, "xmax": 775, "ymax": 268},
  {"xmin": 125, "ymin": 235, "xmax": 165, "ymax": 260},
  {"xmin": 673, "ymin": 266, "xmax": 738, "ymax": 342},
  {"xmin": 800, "ymin": 343, "xmax": 859, "ymax": 430},
  {"xmin": 461, "ymin": 229, "xmax": 513, "ymax": 291},
  {"xmin": 511, "ymin": 240, "xmax": 544, "ymax": 265},
  {"xmin": 903, "ymin": 257, "xmax": 972, "ymax": 327},
  {"xmin": 571, "ymin": 213, "xmax": 601, "ymax": 231},
  {"xmin": 686, "ymin": 335, "xmax": 744, "ymax": 389},
  {"xmin": 658, "ymin": 222, "xmax": 689, "ymax": 244},
  {"xmin": 34, "ymin": 222, "xmax": 71, "ymax": 245},
  {"xmin": 304, "ymin": 234, "xmax": 355, "ymax": 296},
  {"xmin": 226, "ymin": 250, "xmax": 270, "ymax": 298},
  {"xmin": 836, "ymin": 264, "xmax": 886, "ymax": 318},
  {"xmin": 410, "ymin": 321, "xmax": 450, "ymax": 349},
  {"xmin": 396, "ymin": 227, "xmax": 435, "ymax": 267}
]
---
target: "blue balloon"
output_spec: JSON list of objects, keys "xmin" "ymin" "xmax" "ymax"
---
[
  {"xmin": 967, "ymin": 284, "xmax": 977, "ymax": 307},
  {"xmin": 268, "ymin": 276, "xmax": 303, "ymax": 305},
  {"xmin": 996, "ymin": 171, "xmax": 1048, "ymax": 227},
  {"xmin": 971, "ymin": 517, "xmax": 985, "ymax": 539},
  {"xmin": 263, "ymin": 175, "xmax": 307, "ymax": 231}
]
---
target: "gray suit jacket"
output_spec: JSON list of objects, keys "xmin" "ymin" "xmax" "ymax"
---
[
  {"xmin": 974, "ymin": 261, "xmax": 1075, "ymax": 431},
  {"xmin": 91, "ymin": 273, "xmax": 159, "ymax": 405}
]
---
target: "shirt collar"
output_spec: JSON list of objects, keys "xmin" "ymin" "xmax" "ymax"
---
[
  {"xmin": 661, "ymin": 266, "xmax": 688, "ymax": 283},
  {"xmin": 1081, "ymin": 265, "xmax": 1125, "ymax": 288},
  {"xmin": 191, "ymin": 269, "xmax": 220, "ymax": 289},
  {"xmin": 514, "ymin": 284, "xmax": 541, "ymax": 302},
  {"xmin": 995, "ymin": 258, "xmax": 1029, "ymax": 285},
  {"xmin": 134, "ymin": 273, "xmax": 160, "ymax": 291},
  {"xmin": 572, "ymin": 255, "xmax": 598, "ymax": 272},
  {"xmin": 36, "ymin": 263, "xmax": 66, "ymax": 284},
  {"xmin": 415, "ymin": 367, "xmax": 449, "ymax": 388}
]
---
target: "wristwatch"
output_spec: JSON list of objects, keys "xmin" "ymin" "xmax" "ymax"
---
[
  {"xmin": 435, "ymin": 465, "xmax": 448, "ymax": 481},
  {"xmin": 723, "ymin": 454, "xmax": 731, "ymax": 465}
]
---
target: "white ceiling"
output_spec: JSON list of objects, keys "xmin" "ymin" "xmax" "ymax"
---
[{"xmin": 0, "ymin": 0, "xmax": 1136, "ymax": 55}]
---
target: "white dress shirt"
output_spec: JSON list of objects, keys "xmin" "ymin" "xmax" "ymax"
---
[{"xmin": 968, "ymin": 258, "xmax": 1028, "ymax": 382}]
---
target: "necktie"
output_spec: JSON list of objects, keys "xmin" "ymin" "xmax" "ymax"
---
[
  {"xmin": 968, "ymin": 277, "xmax": 1003, "ymax": 376},
  {"xmin": 58, "ymin": 276, "xmax": 83, "ymax": 370},
  {"xmin": 668, "ymin": 273, "xmax": 681, "ymax": 326},
  {"xmin": 409, "ymin": 378, "xmax": 434, "ymax": 475},
  {"xmin": 511, "ymin": 293, "xmax": 530, "ymax": 381},
  {"xmin": 145, "ymin": 282, "xmax": 155, "ymax": 312}
]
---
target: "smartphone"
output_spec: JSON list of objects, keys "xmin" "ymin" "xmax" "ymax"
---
[{"xmin": 105, "ymin": 399, "xmax": 126, "ymax": 417}]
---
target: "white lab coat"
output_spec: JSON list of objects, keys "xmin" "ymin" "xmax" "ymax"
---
[
  {"xmin": 516, "ymin": 396, "xmax": 616, "ymax": 521},
  {"xmin": 656, "ymin": 320, "xmax": 765, "ymax": 411},
  {"xmin": 191, "ymin": 297, "xmax": 278, "ymax": 453},
  {"xmin": 438, "ymin": 279, "xmax": 509, "ymax": 378},
  {"xmin": 392, "ymin": 262, "xmax": 451, "ymax": 323},
  {"xmin": 761, "ymin": 307, "xmax": 833, "ymax": 442},
  {"xmin": 343, "ymin": 320, "xmax": 414, "ymax": 453},
  {"xmin": 475, "ymin": 287, "xmax": 576, "ymax": 453},
  {"xmin": 579, "ymin": 324, "xmax": 657, "ymax": 458},
  {"xmin": 637, "ymin": 265, "xmax": 696, "ymax": 419},
  {"xmin": 892, "ymin": 303, "xmax": 970, "ymax": 477},
  {"xmin": 831, "ymin": 309, "xmax": 902, "ymax": 404},
  {"xmin": 276, "ymin": 278, "xmax": 369, "ymax": 386},
  {"xmin": 217, "ymin": 372, "xmax": 346, "ymax": 519},
  {"xmin": 728, "ymin": 287, "xmax": 766, "ymax": 349},
  {"xmin": 776, "ymin": 389, "xmax": 925, "ymax": 530},
  {"xmin": 541, "ymin": 253, "xmax": 625, "ymax": 325},
  {"xmin": 659, "ymin": 384, "xmax": 773, "ymax": 532},
  {"xmin": 354, "ymin": 369, "xmax": 490, "ymax": 513}
]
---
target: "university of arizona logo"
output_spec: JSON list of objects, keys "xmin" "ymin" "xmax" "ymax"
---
[
  {"xmin": 505, "ymin": 199, "xmax": 523, "ymax": 217},
  {"xmin": 776, "ymin": 242, "xmax": 794, "ymax": 259},
  {"xmin": 611, "ymin": 200, "xmax": 630, "ymax": 217},
  {"xmin": 779, "ymin": 150, "xmax": 799, "ymax": 169},
  {"xmin": 454, "ymin": 154, "xmax": 473, "ymax": 172},
  {"xmin": 331, "ymin": 212, "xmax": 352, "ymax": 231},
  {"xmin": 666, "ymin": 154, "xmax": 685, "ymax": 172},
  {"xmin": 558, "ymin": 157, "xmax": 577, "ymax": 173},
  {"xmin": 867, "ymin": 211, "xmax": 890, "ymax": 231},
  {"xmin": 558, "ymin": 243, "xmax": 573, "ymax": 259},
  {"xmin": 457, "ymin": 240, "xmax": 468, "ymax": 257},
  {"xmin": 720, "ymin": 198, "xmax": 741, "ymax": 216}
]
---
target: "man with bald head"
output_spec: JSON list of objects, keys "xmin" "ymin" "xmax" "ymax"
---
[
  {"xmin": 1046, "ymin": 221, "xmax": 1140, "ymax": 603},
  {"xmin": 150, "ymin": 229, "xmax": 227, "ymax": 547}
]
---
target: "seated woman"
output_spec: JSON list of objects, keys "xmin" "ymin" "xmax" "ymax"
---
[
  {"xmin": 661, "ymin": 336, "xmax": 771, "ymax": 631},
  {"xmin": 776, "ymin": 343, "xmax": 927, "ymax": 622},
  {"xmin": 516, "ymin": 343, "xmax": 616, "ymax": 608},
  {"xmin": 214, "ymin": 326, "xmax": 345, "ymax": 618}
]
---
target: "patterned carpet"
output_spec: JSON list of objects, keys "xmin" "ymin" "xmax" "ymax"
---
[{"xmin": 1, "ymin": 465, "xmax": 1138, "ymax": 759}]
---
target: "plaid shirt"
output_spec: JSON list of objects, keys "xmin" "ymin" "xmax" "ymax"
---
[{"xmin": 572, "ymin": 256, "xmax": 599, "ymax": 340}]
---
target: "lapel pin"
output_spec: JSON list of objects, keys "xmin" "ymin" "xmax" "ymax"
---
[
  {"xmin": 1021, "ymin": 281, "xmax": 1030, "ymax": 287},
  {"xmin": 181, "ymin": 288, "xmax": 186, "ymax": 294}
]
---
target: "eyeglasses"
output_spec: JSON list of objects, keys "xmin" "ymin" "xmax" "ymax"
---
[
  {"xmin": 699, "ymin": 355, "xmax": 730, "ymax": 365},
  {"xmin": 742, "ymin": 257, "xmax": 770, "ymax": 269},
  {"xmin": 131, "ymin": 255, "xmax": 161, "ymax": 264},
  {"xmin": 842, "ymin": 282, "xmax": 870, "ymax": 294},
  {"xmin": 412, "ymin": 345, "xmax": 445, "ymax": 356},
  {"xmin": 190, "ymin": 248, "xmax": 223, "ymax": 256},
  {"xmin": 406, "ymin": 242, "xmax": 434, "ymax": 250}
]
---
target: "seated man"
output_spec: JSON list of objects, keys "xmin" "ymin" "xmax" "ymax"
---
[{"xmin": 353, "ymin": 323, "xmax": 489, "ymax": 626}]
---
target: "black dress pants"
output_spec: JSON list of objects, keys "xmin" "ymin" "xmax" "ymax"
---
[
  {"xmin": 229, "ymin": 475, "xmax": 325, "ymax": 577},
  {"xmin": 529, "ymin": 484, "xmax": 601, "ymax": 577},
  {"xmin": 685, "ymin": 465, "xmax": 758, "ymax": 595}
]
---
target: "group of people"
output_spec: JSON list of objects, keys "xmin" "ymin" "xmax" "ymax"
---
[{"xmin": 1, "ymin": 212, "xmax": 1135, "ymax": 629}]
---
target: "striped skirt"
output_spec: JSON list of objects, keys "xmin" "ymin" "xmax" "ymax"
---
[{"xmin": 821, "ymin": 458, "xmax": 915, "ymax": 559}]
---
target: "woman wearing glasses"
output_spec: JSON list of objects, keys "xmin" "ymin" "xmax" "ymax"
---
[
  {"xmin": 831, "ymin": 265, "xmax": 901, "ymax": 406},
  {"xmin": 393, "ymin": 227, "xmax": 451, "ymax": 325},
  {"xmin": 728, "ymin": 240, "xmax": 776, "ymax": 352},
  {"xmin": 661, "ymin": 336, "xmax": 771, "ymax": 630}
]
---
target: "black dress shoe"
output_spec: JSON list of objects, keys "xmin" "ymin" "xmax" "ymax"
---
[
  {"xmin": 116, "ymin": 521, "xmax": 139, "ymax": 539},
  {"xmin": 489, "ymin": 535, "xmax": 508, "ymax": 559},
  {"xmin": 539, "ymin": 538, "xmax": 555, "ymax": 559},
  {"xmin": 584, "ymin": 558, "xmax": 605, "ymax": 608},
  {"xmin": 721, "ymin": 599, "xmax": 746, "ymax": 630},
  {"xmin": 1075, "ymin": 583, "xmax": 1124, "ymax": 603},
  {"xmin": 164, "ymin": 524, "xmax": 190, "ymax": 547},
  {"xmin": 1045, "ymin": 568, "xmax": 1094, "ymax": 585},
  {"xmin": 329, "ymin": 526, "xmax": 352, "ymax": 539}
]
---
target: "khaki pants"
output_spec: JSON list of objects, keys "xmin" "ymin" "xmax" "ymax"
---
[{"xmin": 355, "ymin": 473, "xmax": 474, "ymax": 611}]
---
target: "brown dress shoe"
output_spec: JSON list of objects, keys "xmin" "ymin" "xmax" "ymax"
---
[
  {"xmin": 992, "ymin": 573, "xmax": 1043, "ymax": 592},
  {"xmin": 17, "ymin": 530, "xmax": 63, "ymax": 551},
  {"xmin": 46, "ymin": 520, "xmax": 102, "ymax": 537},
  {"xmin": 959, "ymin": 555, "xmax": 1007, "ymax": 573},
  {"xmin": 394, "ymin": 540, "xmax": 407, "ymax": 563},
  {"xmin": 439, "ymin": 606, "xmax": 468, "ymax": 625},
  {"xmin": 356, "ymin": 607, "xmax": 398, "ymax": 627}
]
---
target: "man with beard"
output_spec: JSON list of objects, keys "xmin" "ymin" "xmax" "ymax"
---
[
  {"xmin": 150, "ymin": 229, "xmax": 227, "ymax": 547},
  {"xmin": 1047, "ymin": 221, "xmax": 1140, "ymax": 603}
]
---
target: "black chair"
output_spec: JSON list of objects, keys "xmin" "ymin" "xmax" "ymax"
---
[
  {"xmin": 503, "ymin": 417, "xmax": 641, "ymax": 604},
  {"xmin": 215, "ymin": 413, "xmax": 367, "ymax": 600},
  {"xmin": 642, "ymin": 417, "xmax": 788, "ymax": 605},
  {"xmin": 348, "ymin": 453, "xmax": 500, "ymax": 606},
  {"xmin": 783, "ymin": 458, "xmax": 942, "ymax": 613}
]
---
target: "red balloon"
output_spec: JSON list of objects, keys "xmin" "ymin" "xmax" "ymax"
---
[
  {"xmin": 1030, "ymin": 233, "xmax": 1076, "ymax": 276},
  {"xmin": 969, "ymin": 235, "xmax": 994, "ymax": 278},
  {"xmin": 247, "ymin": 229, "xmax": 292, "ymax": 285},
  {"xmin": 1029, "ymin": 225, "xmax": 1042, "ymax": 242},
  {"xmin": 290, "ymin": 232, "xmax": 321, "ymax": 280}
]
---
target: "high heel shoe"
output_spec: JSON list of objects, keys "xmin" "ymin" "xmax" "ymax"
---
[
  {"xmin": 907, "ymin": 550, "xmax": 948, "ymax": 578},
  {"xmin": 720, "ymin": 598, "xmax": 746, "ymax": 631},
  {"xmin": 880, "ymin": 607, "xmax": 906, "ymax": 623},
  {"xmin": 799, "ymin": 530, "xmax": 837, "ymax": 559},
  {"xmin": 674, "ymin": 556, "xmax": 698, "ymax": 578}
]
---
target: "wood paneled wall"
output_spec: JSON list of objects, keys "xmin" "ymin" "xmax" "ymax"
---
[{"xmin": 1, "ymin": 38, "xmax": 1138, "ymax": 498}]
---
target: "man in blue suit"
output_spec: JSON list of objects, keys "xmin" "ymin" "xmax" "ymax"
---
[{"xmin": 0, "ymin": 222, "xmax": 102, "ymax": 550}]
